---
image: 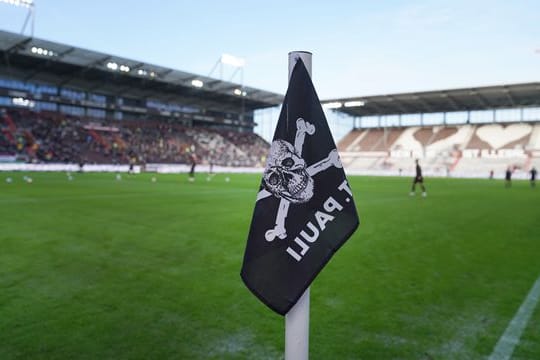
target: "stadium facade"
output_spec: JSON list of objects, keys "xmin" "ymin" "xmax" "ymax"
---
[{"xmin": 0, "ymin": 30, "xmax": 282, "ymax": 130}]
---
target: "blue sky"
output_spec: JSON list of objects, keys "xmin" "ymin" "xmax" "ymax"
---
[{"xmin": 1, "ymin": 0, "xmax": 539, "ymax": 99}]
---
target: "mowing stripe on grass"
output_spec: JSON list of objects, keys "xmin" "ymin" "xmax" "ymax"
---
[{"xmin": 488, "ymin": 274, "xmax": 540, "ymax": 360}]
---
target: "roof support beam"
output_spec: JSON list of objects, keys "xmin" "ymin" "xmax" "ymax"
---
[
  {"xmin": 1, "ymin": 37, "xmax": 33, "ymax": 70},
  {"xmin": 385, "ymin": 95, "xmax": 409, "ymax": 113},
  {"xmin": 469, "ymin": 90, "xmax": 490, "ymax": 108},
  {"xmin": 411, "ymin": 95, "xmax": 434, "ymax": 113},
  {"xmin": 503, "ymin": 87, "xmax": 516, "ymax": 106},
  {"xmin": 367, "ymin": 101, "xmax": 385, "ymax": 115},
  {"xmin": 2, "ymin": 50, "xmax": 11, "ymax": 69},
  {"xmin": 440, "ymin": 92, "xmax": 461, "ymax": 111},
  {"xmin": 23, "ymin": 47, "xmax": 76, "ymax": 82},
  {"xmin": 57, "ymin": 55, "xmax": 113, "ymax": 87},
  {"xmin": 5, "ymin": 37, "xmax": 33, "ymax": 54},
  {"xmin": 156, "ymin": 69, "xmax": 173, "ymax": 79}
]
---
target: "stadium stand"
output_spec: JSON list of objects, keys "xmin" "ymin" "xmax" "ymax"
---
[
  {"xmin": 339, "ymin": 123, "xmax": 540, "ymax": 177},
  {"xmin": 2, "ymin": 29, "xmax": 540, "ymax": 178},
  {"xmin": 0, "ymin": 108, "xmax": 269, "ymax": 167},
  {"xmin": 332, "ymin": 83, "xmax": 540, "ymax": 178},
  {"xmin": 0, "ymin": 30, "xmax": 282, "ymax": 169}
]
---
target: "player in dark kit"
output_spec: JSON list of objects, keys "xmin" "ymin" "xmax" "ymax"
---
[
  {"xmin": 410, "ymin": 159, "xmax": 427, "ymax": 197},
  {"xmin": 505, "ymin": 166, "xmax": 512, "ymax": 188},
  {"xmin": 188, "ymin": 154, "xmax": 196, "ymax": 182},
  {"xmin": 530, "ymin": 167, "xmax": 537, "ymax": 188},
  {"xmin": 128, "ymin": 155, "xmax": 136, "ymax": 175}
]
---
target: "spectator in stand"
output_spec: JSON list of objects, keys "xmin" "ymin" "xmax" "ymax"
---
[{"xmin": 1, "ymin": 108, "xmax": 270, "ymax": 168}]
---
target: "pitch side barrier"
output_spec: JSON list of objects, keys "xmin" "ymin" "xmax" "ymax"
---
[
  {"xmin": 0, "ymin": 163, "xmax": 532, "ymax": 180},
  {"xmin": 345, "ymin": 169, "xmax": 532, "ymax": 180},
  {"xmin": 145, "ymin": 163, "xmax": 264, "ymax": 174},
  {"xmin": 0, "ymin": 163, "xmax": 141, "ymax": 173}
]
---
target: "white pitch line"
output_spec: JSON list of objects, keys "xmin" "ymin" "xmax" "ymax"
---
[{"xmin": 488, "ymin": 274, "xmax": 540, "ymax": 360}]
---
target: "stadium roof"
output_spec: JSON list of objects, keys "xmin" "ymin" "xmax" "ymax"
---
[
  {"xmin": 324, "ymin": 82, "xmax": 540, "ymax": 117},
  {"xmin": 0, "ymin": 30, "xmax": 283, "ymax": 113}
]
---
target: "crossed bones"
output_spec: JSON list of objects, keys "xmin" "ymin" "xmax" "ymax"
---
[{"xmin": 257, "ymin": 118, "xmax": 342, "ymax": 241}]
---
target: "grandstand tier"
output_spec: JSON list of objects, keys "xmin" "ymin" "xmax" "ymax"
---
[
  {"xmin": 2, "ymin": 29, "xmax": 540, "ymax": 178},
  {"xmin": 338, "ymin": 124, "xmax": 540, "ymax": 178},
  {"xmin": 331, "ymin": 82, "xmax": 540, "ymax": 178},
  {"xmin": 0, "ymin": 108, "xmax": 269, "ymax": 167},
  {"xmin": 0, "ymin": 30, "xmax": 284, "ymax": 167}
]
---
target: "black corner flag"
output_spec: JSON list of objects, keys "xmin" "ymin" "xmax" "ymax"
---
[{"xmin": 241, "ymin": 59, "xmax": 360, "ymax": 315}]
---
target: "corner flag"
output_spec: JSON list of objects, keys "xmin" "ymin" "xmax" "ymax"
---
[{"xmin": 241, "ymin": 59, "xmax": 360, "ymax": 315}]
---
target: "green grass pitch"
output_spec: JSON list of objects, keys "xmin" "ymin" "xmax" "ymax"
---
[{"xmin": 1, "ymin": 172, "xmax": 539, "ymax": 359}]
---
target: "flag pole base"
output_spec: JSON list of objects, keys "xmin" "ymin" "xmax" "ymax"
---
[{"xmin": 285, "ymin": 287, "xmax": 310, "ymax": 360}]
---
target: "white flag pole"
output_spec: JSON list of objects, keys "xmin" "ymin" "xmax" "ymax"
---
[{"xmin": 285, "ymin": 50, "xmax": 312, "ymax": 360}]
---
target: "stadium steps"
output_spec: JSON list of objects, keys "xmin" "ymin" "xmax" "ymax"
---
[
  {"xmin": 88, "ymin": 129, "xmax": 111, "ymax": 150},
  {"xmin": 391, "ymin": 127, "xmax": 424, "ymax": 153},
  {"xmin": 1, "ymin": 113, "xmax": 17, "ymax": 145},
  {"xmin": 466, "ymin": 132, "xmax": 492, "ymax": 150},
  {"xmin": 1, "ymin": 128, "xmax": 16, "ymax": 145},
  {"xmin": 527, "ymin": 124, "xmax": 540, "ymax": 149},
  {"xmin": 426, "ymin": 129, "xmax": 439, "ymax": 146},
  {"xmin": 431, "ymin": 127, "xmax": 458, "ymax": 143},
  {"xmin": 338, "ymin": 129, "xmax": 362, "ymax": 151},
  {"xmin": 113, "ymin": 135, "xmax": 127, "ymax": 150},
  {"xmin": 347, "ymin": 130, "xmax": 368, "ymax": 151},
  {"xmin": 355, "ymin": 129, "xmax": 384, "ymax": 151},
  {"xmin": 372, "ymin": 128, "xmax": 403, "ymax": 151},
  {"xmin": 449, "ymin": 152, "xmax": 462, "ymax": 172},
  {"xmin": 461, "ymin": 125, "xmax": 477, "ymax": 150},
  {"xmin": 3, "ymin": 112, "xmax": 17, "ymax": 132},
  {"xmin": 426, "ymin": 126, "xmax": 471, "ymax": 154}
]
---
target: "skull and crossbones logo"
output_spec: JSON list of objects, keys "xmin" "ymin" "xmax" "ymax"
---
[{"xmin": 257, "ymin": 117, "xmax": 343, "ymax": 241}]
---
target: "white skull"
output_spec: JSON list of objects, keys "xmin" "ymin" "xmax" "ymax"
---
[{"xmin": 263, "ymin": 140, "xmax": 314, "ymax": 203}]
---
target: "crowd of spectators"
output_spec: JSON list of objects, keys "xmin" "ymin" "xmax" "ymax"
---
[{"xmin": 0, "ymin": 108, "xmax": 269, "ymax": 167}]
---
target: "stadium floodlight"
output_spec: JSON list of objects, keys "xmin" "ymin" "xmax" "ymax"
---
[
  {"xmin": 30, "ymin": 46, "xmax": 56, "ymax": 57},
  {"xmin": 119, "ymin": 65, "xmax": 130, "ymax": 73},
  {"xmin": 12, "ymin": 97, "xmax": 35, "ymax": 108},
  {"xmin": 1, "ymin": 0, "xmax": 35, "ymax": 37},
  {"xmin": 150, "ymin": 71, "xmax": 157, "ymax": 78},
  {"xmin": 344, "ymin": 100, "xmax": 365, "ymax": 107},
  {"xmin": 221, "ymin": 54, "xmax": 245, "ymax": 68},
  {"xmin": 322, "ymin": 102, "xmax": 342, "ymax": 109},
  {"xmin": 137, "ymin": 69, "xmax": 148, "ymax": 76},
  {"xmin": 0, "ymin": 0, "xmax": 34, "ymax": 8},
  {"xmin": 209, "ymin": 53, "xmax": 245, "ymax": 85},
  {"xmin": 106, "ymin": 62, "xmax": 118, "ymax": 71},
  {"xmin": 191, "ymin": 79, "xmax": 204, "ymax": 88},
  {"xmin": 233, "ymin": 88, "xmax": 243, "ymax": 96}
]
